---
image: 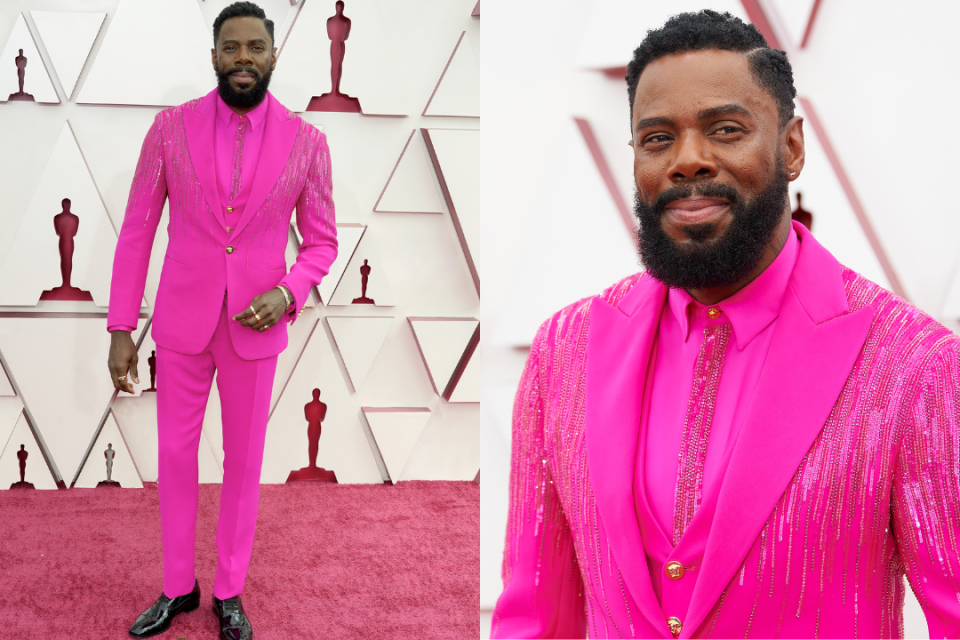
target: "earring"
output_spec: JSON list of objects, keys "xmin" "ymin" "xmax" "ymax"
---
[{"xmin": 789, "ymin": 172, "xmax": 797, "ymax": 177}]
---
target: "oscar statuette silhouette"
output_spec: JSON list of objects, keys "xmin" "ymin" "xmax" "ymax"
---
[
  {"xmin": 143, "ymin": 350, "xmax": 157, "ymax": 393},
  {"xmin": 8, "ymin": 49, "xmax": 35, "ymax": 101},
  {"xmin": 286, "ymin": 389, "xmax": 338, "ymax": 482},
  {"xmin": 307, "ymin": 1, "xmax": 362, "ymax": 112},
  {"xmin": 352, "ymin": 259, "xmax": 375, "ymax": 304},
  {"xmin": 97, "ymin": 443, "xmax": 120, "ymax": 487},
  {"xmin": 791, "ymin": 192, "xmax": 813, "ymax": 231},
  {"xmin": 39, "ymin": 199, "xmax": 94, "ymax": 301},
  {"xmin": 10, "ymin": 444, "xmax": 35, "ymax": 489}
]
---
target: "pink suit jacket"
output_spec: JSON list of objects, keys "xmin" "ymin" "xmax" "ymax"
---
[
  {"xmin": 493, "ymin": 223, "xmax": 960, "ymax": 638},
  {"xmin": 108, "ymin": 88, "xmax": 337, "ymax": 360}
]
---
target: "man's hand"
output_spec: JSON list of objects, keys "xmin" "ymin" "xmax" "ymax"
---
[
  {"xmin": 108, "ymin": 331, "xmax": 139, "ymax": 393},
  {"xmin": 233, "ymin": 288, "xmax": 287, "ymax": 332}
]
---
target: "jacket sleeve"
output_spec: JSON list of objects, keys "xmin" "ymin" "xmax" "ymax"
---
[
  {"xmin": 492, "ymin": 320, "xmax": 586, "ymax": 639},
  {"xmin": 892, "ymin": 338, "xmax": 960, "ymax": 638},
  {"xmin": 278, "ymin": 128, "xmax": 338, "ymax": 323},
  {"xmin": 106, "ymin": 112, "xmax": 167, "ymax": 332}
]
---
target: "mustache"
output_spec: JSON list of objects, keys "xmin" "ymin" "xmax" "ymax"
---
[
  {"xmin": 648, "ymin": 182, "xmax": 742, "ymax": 213},
  {"xmin": 223, "ymin": 66, "xmax": 261, "ymax": 80}
]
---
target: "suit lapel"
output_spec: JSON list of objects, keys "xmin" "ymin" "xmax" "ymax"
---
[
  {"xmin": 681, "ymin": 226, "xmax": 876, "ymax": 637},
  {"xmin": 182, "ymin": 89, "xmax": 225, "ymax": 232},
  {"xmin": 231, "ymin": 92, "xmax": 300, "ymax": 237},
  {"xmin": 585, "ymin": 275, "xmax": 671, "ymax": 637}
]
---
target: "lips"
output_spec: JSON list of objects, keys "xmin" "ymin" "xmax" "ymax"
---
[
  {"xmin": 231, "ymin": 71, "xmax": 256, "ymax": 83},
  {"xmin": 664, "ymin": 197, "xmax": 730, "ymax": 223}
]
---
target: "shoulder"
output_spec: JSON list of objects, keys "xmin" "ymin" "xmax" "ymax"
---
[
  {"xmin": 532, "ymin": 272, "xmax": 647, "ymax": 351},
  {"xmin": 842, "ymin": 266, "xmax": 960, "ymax": 372},
  {"xmin": 155, "ymin": 96, "xmax": 204, "ymax": 125}
]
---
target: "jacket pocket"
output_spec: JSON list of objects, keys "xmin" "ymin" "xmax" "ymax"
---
[{"xmin": 164, "ymin": 252, "xmax": 187, "ymax": 266}]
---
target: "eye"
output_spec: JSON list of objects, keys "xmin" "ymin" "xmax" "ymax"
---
[
  {"xmin": 714, "ymin": 125, "xmax": 743, "ymax": 135},
  {"xmin": 642, "ymin": 134, "xmax": 672, "ymax": 147}
]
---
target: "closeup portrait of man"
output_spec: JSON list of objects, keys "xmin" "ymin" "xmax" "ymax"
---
[
  {"xmin": 492, "ymin": 10, "xmax": 960, "ymax": 639},
  {"xmin": 106, "ymin": 2, "xmax": 337, "ymax": 638}
]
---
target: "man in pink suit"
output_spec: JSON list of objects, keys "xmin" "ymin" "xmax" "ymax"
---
[
  {"xmin": 106, "ymin": 4, "xmax": 337, "ymax": 638},
  {"xmin": 493, "ymin": 11, "xmax": 960, "ymax": 639}
]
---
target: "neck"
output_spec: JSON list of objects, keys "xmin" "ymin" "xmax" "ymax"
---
[{"xmin": 684, "ymin": 214, "xmax": 792, "ymax": 306}]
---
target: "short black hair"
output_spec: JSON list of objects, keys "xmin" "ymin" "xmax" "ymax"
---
[
  {"xmin": 625, "ymin": 10, "xmax": 796, "ymax": 130},
  {"xmin": 213, "ymin": 2, "xmax": 275, "ymax": 48}
]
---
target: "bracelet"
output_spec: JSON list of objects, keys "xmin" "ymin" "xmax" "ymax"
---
[{"xmin": 276, "ymin": 285, "xmax": 293, "ymax": 311}]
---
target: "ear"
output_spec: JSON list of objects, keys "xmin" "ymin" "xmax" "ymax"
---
[
  {"xmin": 211, "ymin": 47, "xmax": 218, "ymax": 71},
  {"xmin": 782, "ymin": 115, "xmax": 805, "ymax": 180},
  {"xmin": 271, "ymin": 47, "xmax": 278, "ymax": 70}
]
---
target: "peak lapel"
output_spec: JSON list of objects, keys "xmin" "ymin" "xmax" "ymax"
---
[
  {"xmin": 681, "ymin": 227, "xmax": 876, "ymax": 637},
  {"xmin": 232, "ymin": 93, "xmax": 300, "ymax": 237},
  {"xmin": 586, "ymin": 276, "xmax": 671, "ymax": 636},
  {"xmin": 182, "ymin": 89, "xmax": 225, "ymax": 232}
]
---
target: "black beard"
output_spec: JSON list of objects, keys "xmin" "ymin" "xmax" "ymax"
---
[
  {"xmin": 216, "ymin": 65, "xmax": 272, "ymax": 110},
  {"xmin": 634, "ymin": 163, "xmax": 789, "ymax": 290}
]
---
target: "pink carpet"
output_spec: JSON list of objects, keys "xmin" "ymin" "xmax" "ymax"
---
[{"xmin": 0, "ymin": 481, "xmax": 479, "ymax": 639}]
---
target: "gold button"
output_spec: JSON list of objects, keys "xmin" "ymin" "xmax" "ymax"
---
[
  {"xmin": 226, "ymin": 226, "xmax": 232, "ymax": 232},
  {"xmin": 665, "ymin": 561, "xmax": 684, "ymax": 580},
  {"xmin": 226, "ymin": 245, "xmax": 234, "ymax": 254},
  {"xmin": 666, "ymin": 616, "xmax": 682, "ymax": 637},
  {"xmin": 226, "ymin": 206, "xmax": 234, "ymax": 213},
  {"xmin": 706, "ymin": 307, "xmax": 721, "ymax": 320}
]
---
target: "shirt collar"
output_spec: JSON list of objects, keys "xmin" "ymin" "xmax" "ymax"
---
[
  {"xmin": 215, "ymin": 90, "xmax": 269, "ymax": 130},
  {"xmin": 667, "ymin": 226, "xmax": 799, "ymax": 350}
]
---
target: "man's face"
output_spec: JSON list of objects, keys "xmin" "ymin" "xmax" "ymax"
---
[
  {"xmin": 630, "ymin": 49, "xmax": 803, "ymax": 290},
  {"xmin": 211, "ymin": 16, "xmax": 276, "ymax": 110}
]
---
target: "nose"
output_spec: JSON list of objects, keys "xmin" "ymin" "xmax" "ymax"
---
[
  {"xmin": 235, "ymin": 46, "xmax": 254, "ymax": 66},
  {"xmin": 667, "ymin": 131, "xmax": 717, "ymax": 183}
]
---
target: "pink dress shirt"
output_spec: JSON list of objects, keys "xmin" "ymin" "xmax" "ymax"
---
[
  {"xmin": 636, "ymin": 227, "xmax": 799, "ymax": 612},
  {"xmin": 108, "ymin": 94, "xmax": 270, "ymax": 333}
]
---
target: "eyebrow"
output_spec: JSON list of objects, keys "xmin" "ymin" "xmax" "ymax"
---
[
  {"xmin": 220, "ymin": 38, "xmax": 269, "ymax": 46},
  {"xmin": 634, "ymin": 103, "xmax": 753, "ymax": 134}
]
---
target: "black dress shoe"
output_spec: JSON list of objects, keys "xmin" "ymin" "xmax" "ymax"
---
[
  {"xmin": 213, "ymin": 594, "xmax": 253, "ymax": 640},
  {"xmin": 129, "ymin": 579, "xmax": 201, "ymax": 638}
]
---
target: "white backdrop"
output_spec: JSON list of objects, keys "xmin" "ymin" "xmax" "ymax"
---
[
  {"xmin": 481, "ymin": 0, "xmax": 954, "ymax": 636},
  {"xmin": 0, "ymin": 0, "xmax": 480, "ymax": 494}
]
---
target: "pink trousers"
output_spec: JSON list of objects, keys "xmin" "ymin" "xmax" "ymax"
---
[{"xmin": 156, "ymin": 300, "xmax": 277, "ymax": 600}]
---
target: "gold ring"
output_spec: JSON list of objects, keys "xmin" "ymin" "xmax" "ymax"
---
[
  {"xmin": 117, "ymin": 375, "xmax": 126, "ymax": 381},
  {"xmin": 254, "ymin": 313, "xmax": 261, "ymax": 323},
  {"xmin": 263, "ymin": 325, "xmax": 270, "ymax": 331}
]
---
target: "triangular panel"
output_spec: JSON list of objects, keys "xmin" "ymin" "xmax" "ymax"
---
[
  {"xmin": 447, "ymin": 344, "xmax": 479, "ymax": 403},
  {"xmin": 422, "ymin": 128, "xmax": 480, "ymax": 295},
  {"xmin": 328, "ymin": 230, "xmax": 396, "ymax": 306},
  {"xmin": 408, "ymin": 317, "xmax": 478, "ymax": 395},
  {"xmin": 472, "ymin": 2, "xmax": 480, "ymax": 17},
  {"xmin": 270, "ymin": 0, "xmax": 407, "ymax": 115},
  {"xmin": 768, "ymin": 0, "xmax": 820, "ymax": 49},
  {"xmin": 78, "ymin": 0, "xmax": 212, "ymax": 106},
  {"xmin": 326, "ymin": 316, "xmax": 394, "ymax": 392},
  {"xmin": 73, "ymin": 412, "xmax": 143, "ymax": 488},
  {"xmin": 271, "ymin": 310, "xmax": 320, "ymax": 413},
  {"xmin": 791, "ymin": 99, "xmax": 891, "ymax": 291},
  {"xmin": 0, "ymin": 14, "xmax": 58, "ymax": 104},
  {"xmin": 0, "ymin": 358, "xmax": 15, "ymax": 397},
  {"xmin": 0, "ymin": 316, "xmax": 119, "ymax": 483},
  {"xmin": 112, "ymin": 394, "xmax": 159, "ymax": 482},
  {"xmin": 0, "ymin": 398, "xmax": 25, "ymax": 457},
  {"xmin": 316, "ymin": 223, "xmax": 365, "ymax": 304},
  {"xmin": 363, "ymin": 407, "xmax": 431, "ymax": 482},
  {"xmin": 423, "ymin": 32, "xmax": 479, "ymax": 118},
  {"xmin": 30, "ymin": 11, "xmax": 105, "ymax": 99},
  {"xmin": 0, "ymin": 411, "xmax": 58, "ymax": 489},
  {"xmin": 0, "ymin": 122, "xmax": 135, "ymax": 308},
  {"xmin": 262, "ymin": 320, "xmax": 383, "ymax": 484},
  {"xmin": 374, "ymin": 130, "xmax": 445, "ymax": 214}
]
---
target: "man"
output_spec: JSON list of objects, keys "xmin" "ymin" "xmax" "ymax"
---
[
  {"xmin": 493, "ymin": 11, "xmax": 960, "ymax": 639},
  {"xmin": 106, "ymin": 3, "xmax": 337, "ymax": 639}
]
